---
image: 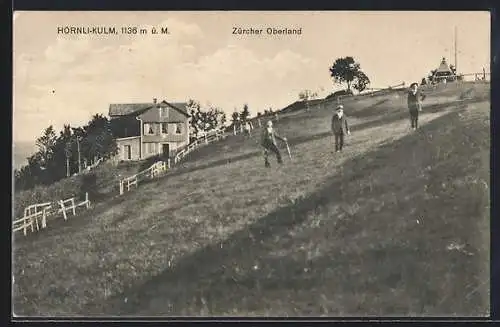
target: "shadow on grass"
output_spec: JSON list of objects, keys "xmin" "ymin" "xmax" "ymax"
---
[{"xmin": 84, "ymin": 106, "xmax": 488, "ymax": 316}]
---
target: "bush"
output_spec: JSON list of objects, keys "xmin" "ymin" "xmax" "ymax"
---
[
  {"xmin": 81, "ymin": 173, "xmax": 98, "ymax": 201},
  {"xmin": 13, "ymin": 174, "xmax": 84, "ymax": 219},
  {"xmin": 138, "ymin": 155, "xmax": 164, "ymax": 172}
]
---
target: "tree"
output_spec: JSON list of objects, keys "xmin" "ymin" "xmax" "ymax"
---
[
  {"xmin": 35, "ymin": 125, "xmax": 57, "ymax": 170},
  {"xmin": 449, "ymin": 64, "xmax": 457, "ymax": 75},
  {"xmin": 187, "ymin": 100, "xmax": 227, "ymax": 138},
  {"xmin": 83, "ymin": 114, "xmax": 118, "ymax": 163},
  {"xmin": 217, "ymin": 107, "xmax": 227, "ymax": 128},
  {"xmin": 231, "ymin": 111, "xmax": 239, "ymax": 124},
  {"xmin": 50, "ymin": 124, "xmax": 73, "ymax": 178},
  {"xmin": 14, "ymin": 155, "xmax": 39, "ymax": 191},
  {"xmin": 187, "ymin": 99, "xmax": 202, "ymax": 136},
  {"xmin": 14, "ymin": 113, "xmax": 118, "ymax": 190},
  {"xmin": 329, "ymin": 56, "xmax": 371, "ymax": 93},
  {"xmin": 428, "ymin": 69, "xmax": 437, "ymax": 84},
  {"xmin": 240, "ymin": 104, "xmax": 250, "ymax": 122},
  {"xmin": 352, "ymin": 71, "xmax": 370, "ymax": 93}
]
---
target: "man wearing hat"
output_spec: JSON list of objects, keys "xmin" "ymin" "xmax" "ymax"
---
[
  {"xmin": 331, "ymin": 104, "xmax": 351, "ymax": 152},
  {"xmin": 407, "ymin": 82, "xmax": 426, "ymax": 130},
  {"xmin": 261, "ymin": 120, "xmax": 287, "ymax": 168}
]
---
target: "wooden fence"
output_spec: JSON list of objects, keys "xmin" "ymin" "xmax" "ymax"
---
[
  {"xmin": 13, "ymin": 192, "xmax": 91, "ymax": 236},
  {"xmin": 117, "ymin": 130, "xmax": 226, "ymax": 196},
  {"xmin": 119, "ymin": 160, "xmax": 169, "ymax": 195},
  {"xmin": 85, "ymin": 157, "xmax": 103, "ymax": 171},
  {"xmin": 174, "ymin": 130, "xmax": 226, "ymax": 165}
]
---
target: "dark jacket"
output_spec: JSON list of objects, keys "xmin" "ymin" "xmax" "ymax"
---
[
  {"xmin": 261, "ymin": 127, "xmax": 284, "ymax": 147},
  {"xmin": 331, "ymin": 114, "xmax": 349, "ymax": 135},
  {"xmin": 407, "ymin": 89, "xmax": 425, "ymax": 112}
]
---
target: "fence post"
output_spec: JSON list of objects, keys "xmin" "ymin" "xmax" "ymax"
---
[
  {"xmin": 42, "ymin": 208, "xmax": 47, "ymax": 228},
  {"xmin": 34, "ymin": 214, "xmax": 40, "ymax": 231},
  {"xmin": 119, "ymin": 180, "xmax": 124, "ymax": 195},
  {"xmin": 71, "ymin": 198, "xmax": 76, "ymax": 216},
  {"xmin": 23, "ymin": 219, "xmax": 28, "ymax": 236},
  {"xmin": 59, "ymin": 200, "xmax": 68, "ymax": 220},
  {"xmin": 86, "ymin": 192, "xmax": 90, "ymax": 208}
]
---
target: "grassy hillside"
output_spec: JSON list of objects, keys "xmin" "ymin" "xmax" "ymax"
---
[
  {"xmin": 12, "ymin": 160, "xmax": 149, "ymax": 219},
  {"xmin": 12, "ymin": 82, "xmax": 490, "ymax": 317}
]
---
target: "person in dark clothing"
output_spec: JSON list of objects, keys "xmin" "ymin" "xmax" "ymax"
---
[
  {"xmin": 331, "ymin": 105, "xmax": 351, "ymax": 152},
  {"xmin": 407, "ymin": 82, "xmax": 426, "ymax": 130},
  {"xmin": 261, "ymin": 120, "xmax": 287, "ymax": 168}
]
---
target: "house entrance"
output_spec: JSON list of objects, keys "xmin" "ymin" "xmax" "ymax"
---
[
  {"xmin": 124, "ymin": 145, "xmax": 132, "ymax": 160},
  {"xmin": 162, "ymin": 144, "xmax": 170, "ymax": 157}
]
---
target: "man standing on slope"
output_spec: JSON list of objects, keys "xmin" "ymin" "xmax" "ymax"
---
[
  {"xmin": 244, "ymin": 120, "xmax": 253, "ymax": 138},
  {"xmin": 407, "ymin": 82, "xmax": 426, "ymax": 130},
  {"xmin": 331, "ymin": 105, "xmax": 351, "ymax": 152},
  {"xmin": 261, "ymin": 120, "xmax": 287, "ymax": 168}
]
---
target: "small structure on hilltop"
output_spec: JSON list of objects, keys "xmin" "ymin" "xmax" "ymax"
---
[{"xmin": 429, "ymin": 57, "xmax": 457, "ymax": 84}]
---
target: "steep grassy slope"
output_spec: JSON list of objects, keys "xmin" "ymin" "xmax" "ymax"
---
[
  {"xmin": 12, "ymin": 160, "xmax": 148, "ymax": 219},
  {"xmin": 12, "ymin": 82, "xmax": 490, "ymax": 316}
]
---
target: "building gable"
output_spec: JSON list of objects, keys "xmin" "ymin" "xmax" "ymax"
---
[
  {"xmin": 138, "ymin": 102, "xmax": 190, "ymax": 123},
  {"xmin": 108, "ymin": 100, "xmax": 190, "ymax": 118}
]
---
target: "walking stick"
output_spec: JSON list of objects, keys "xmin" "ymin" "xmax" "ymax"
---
[{"xmin": 285, "ymin": 140, "xmax": 292, "ymax": 160}]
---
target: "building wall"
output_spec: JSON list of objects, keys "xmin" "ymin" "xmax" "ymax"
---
[
  {"xmin": 142, "ymin": 139, "xmax": 189, "ymax": 158},
  {"xmin": 115, "ymin": 136, "xmax": 141, "ymax": 161},
  {"xmin": 111, "ymin": 104, "xmax": 190, "ymax": 161},
  {"xmin": 141, "ymin": 121, "xmax": 189, "ymax": 143}
]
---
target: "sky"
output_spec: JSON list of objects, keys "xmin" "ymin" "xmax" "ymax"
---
[{"xmin": 13, "ymin": 11, "xmax": 490, "ymax": 144}]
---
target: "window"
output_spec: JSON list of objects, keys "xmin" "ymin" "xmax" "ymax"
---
[
  {"xmin": 146, "ymin": 143, "xmax": 156, "ymax": 154},
  {"xmin": 123, "ymin": 145, "xmax": 132, "ymax": 160},
  {"xmin": 161, "ymin": 122, "xmax": 168, "ymax": 134},
  {"xmin": 175, "ymin": 123, "xmax": 182, "ymax": 134},
  {"xmin": 144, "ymin": 123, "xmax": 155, "ymax": 135},
  {"xmin": 162, "ymin": 107, "xmax": 169, "ymax": 117}
]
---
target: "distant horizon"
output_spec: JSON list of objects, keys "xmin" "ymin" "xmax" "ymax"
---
[{"xmin": 13, "ymin": 11, "xmax": 490, "ymax": 144}]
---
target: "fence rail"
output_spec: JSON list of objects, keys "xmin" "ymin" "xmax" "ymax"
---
[
  {"xmin": 174, "ymin": 130, "xmax": 225, "ymax": 165},
  {"xmin": 13, "ymin": 192, "xmax": 91, "ymax": 236},
  {"xmin": 85, "ymin": 157, "xmax": 103, "ymax": 171},
  {"xmin": 117, "ymin": 130, "xmax": 226, "ymax": 196},
  {"xmin": 119, "ymin": 160, "xmax": 169, "ymax": 195}
]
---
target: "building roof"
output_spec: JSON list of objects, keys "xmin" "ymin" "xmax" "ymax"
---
[
  {"xmin": 435, "ymin": 57, "xmax": 453, "ymax": 74},
  {"xmin": 109, "ymin": 100, "xmax": 190, "ymax": 117},
  {"xmin": 109, "ymin": 103, "xmax": 152, "ymax": 116}
]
